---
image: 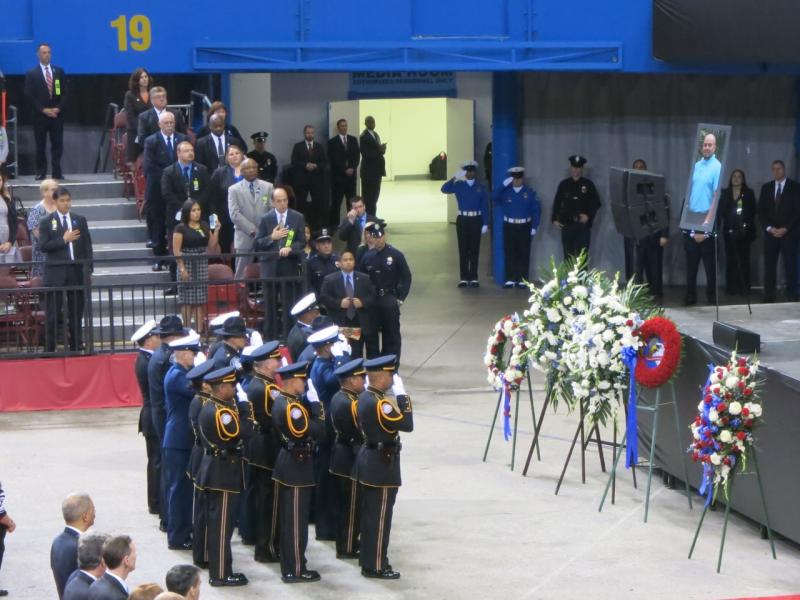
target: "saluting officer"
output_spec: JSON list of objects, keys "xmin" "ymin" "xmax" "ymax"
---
[
  {"xmin": 185, "ymin": 358, "xmax": 217, "ymax": 569},
  {"xmin": 197, "ymin": 366, "xmax": 249, "ymax": 587},
  {"xmin": 286, "ymin": 293, "xmax": 321, "ymax": 360},
  {"xmin": 440, "ymin": 160, "xmax": 490, "ymax": 287},
  {"xmin": 357, "ymin": 221, "xmax": 412, "ymax": 362},
  {"xmin": 329, "ymin": 358, "xmax": 367, "ymax": 559},
  {"xmin": 495, "ymin": 166, "xmax": 541, "ymax": 289},
  {"xmin": 356, "ymin": 355, "xmax": 413, "ymax": 579},
  {"xmin": 246, "ymin": 131, "xmax": 278, "ymax": 184},
  {"xmin": 552, "ymin": 155, "xmax": 601, "ymax": 260},
  {"xmin": 306, "ymin": 229, "xmax": 340, "ymax": 297},
  {"xmin": 131, "ymin": 320, "xmax": 161, "ymax": 518},
  {"xmin": 243, "ymin": 341, "xmax": 284, "ymax": 564},
  {"xmin": 271, "ymin": 361, "xmax": 325, "ymax": 584}
]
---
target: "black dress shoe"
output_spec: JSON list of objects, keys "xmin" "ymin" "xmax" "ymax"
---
[
  {"xmin": 469, "ymin": 280, "xmax": 480, "ymax": 288},
  {"xmin": 146, "ymin": 241, "xmax": 156, "ymax": 249},
  {"xmin": 281, "ymin": 570, "xmax": 321, "ymax": 584},
  {"xmin": 253, "ymin": 551, "xmax": 279, "ymax": 563},
  {"xmin": 0, "ymin": 589, "xmax": 8, "ymax": 596},
  {"xmin": 148, "ymin": 507, "xmax": 159, "ymax": 515},
  {"xmin": 152, "ymin": 262, "xmax": 164, "ymax": 272},
  {"xmin": 34, "ymin": 174, "xmax": 46, "ymax": 181},
  {"xmin": 159, "ymin": 522, "xmax": 167, "ymax": 532},
  {"xmin": 361, "ymin": 567, "xmax": 401, "ymax": 579},
  {"xmin": 209, "ymin": 574, "xmax": 248, "ymax": 587},
  {"xmin": 457, "ymin": 280, "xmax": 468, "ymax": 288},
  {"xmin": 168, "ymin": 541, "xmax": 192, "ymax": 550},
  {"xmin": 336, "ymin": 551, "xmax": 360, "ymax": 559}
]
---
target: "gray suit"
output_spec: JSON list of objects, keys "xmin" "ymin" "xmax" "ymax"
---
[{"xmin": 228, "ymin": 177, "xmax": 273, "ymax": 278}]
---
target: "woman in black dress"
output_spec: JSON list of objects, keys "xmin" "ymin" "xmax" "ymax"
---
[
  {"xmin": 173, "ymin": 199, "xmax": 219, "ymax": 332},
  {"xmin": 209, "ymin": 144, "xmax": 245, "ymax": 258},
  {"xmin": 123, "ymin": 67, "xmax": 153, "ymax": 162},
  {"xmin": 719, "ymin": 168, "xmax": 757, "ymax": 295}
]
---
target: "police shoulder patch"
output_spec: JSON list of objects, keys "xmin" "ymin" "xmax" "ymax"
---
[
  {"xmin": 291, "ymin": 407, "xmax": 303, "ymax": 420},
  {"xmin": 381, "ymin": 402, "xmax": 394, "ymax": 415},
  {"xmin": 221, "ymin": 412, "xmax": 233, "ymax": 425}
]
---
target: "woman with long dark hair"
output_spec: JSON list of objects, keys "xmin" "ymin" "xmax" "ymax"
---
[
  {"xmin": 173, "ymin": 199, "xmax": 218, "ymax": 332},
  {"xmin": 0, "ymin": 172, "xmax": 20, "ymax": 264},
  {"xmin": 719, "ymin": 168, "xmax": 757, "ymax": 295},
  {"xmin": 123, "ymin": 67, "xmax": 153, "ymax": 162}
]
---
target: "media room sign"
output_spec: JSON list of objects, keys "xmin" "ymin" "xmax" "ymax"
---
[{"xmin": 349, "ymin": 71, "xmax": 456, "ymax": 98}]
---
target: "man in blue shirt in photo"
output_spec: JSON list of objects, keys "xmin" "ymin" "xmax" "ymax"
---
[{"xmin": 685, "ymin": 133, "xmax": 721, "ymax": 227}]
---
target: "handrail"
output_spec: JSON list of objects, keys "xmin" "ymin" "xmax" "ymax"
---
[
  {"xmin": 94, "ymin": 102, "xmax": 119, "ymax": 173},
  {"xmin": 5, "ymin": 105, "xmax": 18, "ymax": 179}
]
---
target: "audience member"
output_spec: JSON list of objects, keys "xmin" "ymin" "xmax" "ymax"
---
[
  {"xmin": 208, "ymin": 143, "xmax": 245, "ymax": 257},
  {"xmin": 306, "ymin": 229, "xmax": 339, "ymax": 296},
  {"xmin": 129, "ymin": 584, "xmax": 163, "ymax": 600},
  {"xmin": 0, "ymin": 481, "xmax": 16, "ymax": 597},
  {"xmin": 359, "ymin": 116, "xmax": 386, "ymax": 215},
  {"xmin": 290, "ymin": 125, "xmax": 328, "ymax": 230},
  {"xmin": 24, "ymin": 42, "xmax": 66, "ymax": 180},
  {"xmin": 173, "ymin": 201, "xmax": 218, "ymax": 332},
  {"xmin": 254, "ymin": 185, "xmax": 306, "ymax": 279},
  {"xmin": 62, "ymin": 532, "xmax": 109, "ymax": 600},
  {"xmin": 337, "ymin": 196, "xmax": 374, "ymax": 256},
  {"xmin": 286, "ymin": 293, "xmax": 321, "ymax": 360},
  {"xmin": 87, "ymin": 535, "xmax": 136, "ymax": 600},
  {"xmin": 195, "ymin": 114, "xmax": 245, "ymax": 176},
  {"xmin": 228, "ymin": 157, "xmax": 272, "ymax": 278},
  {"xmin": 26, "ymin": 177, "xmax": 59, "ymax": 277},
  {"xmin": 247, "ymin": 131, "xmax": 277, "ymax": 183},
  {"xmin": 327, "ymin": 118, "xmax": 360, "ymax": 229},
  {"xmin": 0, "ymin": 172, "xmax": 20, "ymax": 264},
  {"xmin": 137, "ymin": 87, "xmax": 187, "ymax": 145},
  {"xmin": 51, "ymin": 492, "xmax": 96, "ymax": 599},
  {"xmin": 123, "ymin": 68, "xmax": 153, "ymax": 162},
  {"xmin": 165, "ymin": 564, "xmax": 201, "ymax": 600},
  {"xmin": 196, "ymin": 101, "xmax": 247, "ymax": 151},
  {"xmin": 720, "ymin": 168, "xmax": 756, "ymax": 296}
]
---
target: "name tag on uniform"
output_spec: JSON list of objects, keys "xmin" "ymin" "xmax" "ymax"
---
[{"xmin": 192, "ymin": 178, "xmax": 200, "ymax": 192}]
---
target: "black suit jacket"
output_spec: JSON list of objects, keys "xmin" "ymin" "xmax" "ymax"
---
[
  {"xmin": 135, "ymin": 349, "xmax": 155, "ymax": 436},
  {"xmin": 197, "ymin": 124, "xmax": 248, "ymax": 152},
  {"xmin": 24, "ymin": 64, "xmax": 66, "ymax": 115},
  {"xmin": 359, "ymin": 129, "xmax": 386, "ymax": 180},
  {"xmin": 758, "ymin": 178, "xmax": 800, "ymax": 233},
  {"xmin": 39, "ymin": 212, "xmax": 93, "ymax": 287},
  {"xmin": 142, "ymin": 131, "xmax": 188, "ymax": 179},
  {"xmin": 327, "ymin": 134, "xmax": 360, "ymax": 183},
  {"xmin": 319, "ymin": 269, "xmax": 375, "ymax": 332},
  {"xmin": 161, "ymin": 162, "xmax": 211, "ymax": 225},
  {"xmin": 136, "ymin": 107, "xmax": 187, "ymax": 143},
  {"xmin": 87, "ymin": 573, "xmax": 127, "ymax": 600},
  {"xmin": 194, "ymin": 133, "xmax": 246, "ymax": 174},
  {"xmin": 290, "ymin": 140, "xmax": 327, "ymax": 186},
  {"xmin": 63, "ymin": 570, "xmax": 94, "ymax": 600},
  {"xmin": 51, "ymin": 527, "xmax": 79, "ymax": 599},
  {"xmin": 254, "ymin": 208, "xmax": 306, "ymax": 277},
  {"xmin": 337, "ymin": 213, "xmax": 376, "ymax": 255}
]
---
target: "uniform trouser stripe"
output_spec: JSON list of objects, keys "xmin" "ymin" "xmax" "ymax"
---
[
  {"xmin": 347, "ymin": 479, "xmax": 357, "ymax": 552},
  {"xmin": 269, "ymin": 479, "xmax": 279, "ymax": 557},
  {"xmin": 376, "ymin": 487, "xmax": 387, "ymax": 569}
]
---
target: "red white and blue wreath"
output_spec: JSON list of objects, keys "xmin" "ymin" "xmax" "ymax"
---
[{"xmin": 484, "ymin": 314, "xmax": 528, "ymax": 440}]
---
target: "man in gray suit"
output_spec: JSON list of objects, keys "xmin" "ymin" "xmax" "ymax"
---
[
  {"xmin": 228, "ymin": 158, "xmax": 273, "ymax": 279},
  {"xmin": 254, "ymin": 185, "xmax": 307, "ymax": 279}
]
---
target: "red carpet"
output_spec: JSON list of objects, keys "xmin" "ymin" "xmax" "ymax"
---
[{"xmin": 0, "ymin": 353, "xmax": 140, "ymax": 412}]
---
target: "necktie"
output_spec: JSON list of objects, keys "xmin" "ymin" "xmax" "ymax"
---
[
  {"xmin": 278, "ymin": 213, "xmax": 284, "ymax": 228},
  {"xmin": 345, "ymin": 274, "xmax": 356, "ymax": 319},
  {"xmin": 342, "ymin": 135, "xmax": 346, "ymax": 146},
  {"xmin": 62, "ymin": 215, "xmax": 74, "ymax": 260},
  {"xmin": 45, "ymin": 66, "xmax": 53, "ymax": 97},
  {"xmin": 166, "ymin": 136, "xmax": 173, "ymax": 159},
  {"xmin": 249, "ymin": 181, "xmax": 256, "ymax": 198},
  {"xmin": 776, "ymin": 183, "xmax": 782, "ymax": 203},
  {"xmin": 183, "ymin": 166, "xmax": 190, "ymax": 183},
  {"xmin": 307, "ymin": 141, "xmax": 312, "ymax": 153},
  {"xmin": 216, "ymin": 136, "xmax": 224, "ymax": 158}
]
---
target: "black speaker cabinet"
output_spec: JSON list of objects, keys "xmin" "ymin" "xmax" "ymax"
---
[
  {"xmin": 609, "ymin": 167, "xmax": 668, "ymax": 240},
  {"xmin": 712, "ymin": 321, "xmax": 761, "ymax": 354}
]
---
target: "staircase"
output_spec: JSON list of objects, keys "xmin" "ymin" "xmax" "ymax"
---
[{"xmin": 11, "ymin": 174, "xmax": 178, "ymax": 345}]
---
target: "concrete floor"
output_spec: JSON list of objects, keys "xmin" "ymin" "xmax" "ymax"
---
[{"xmin": 1, "ymin": 223, "xmax": 799, "ymax": 599}]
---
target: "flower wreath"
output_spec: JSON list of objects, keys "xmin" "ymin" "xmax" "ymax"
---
[
  {"xmin": 484, "ymin": 314, "xmax": 528, "ymax": 390},
  {"xmin": 634, "ymin": 316, "xmax": 682, "ymax": 389}
]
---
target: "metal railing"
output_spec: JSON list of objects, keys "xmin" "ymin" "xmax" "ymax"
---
[
  {"xmin": 94, "ymin": 102, "xmax": 119, "ymax": 174},
  {"xmin": 0, "ymin": 251, "xmax": 306, "ymax": 359},
  {"xmin": 6, "ymin": 105, "xmax": 18, "ymax": 179}
]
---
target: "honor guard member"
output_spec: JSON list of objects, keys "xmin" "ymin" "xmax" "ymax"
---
[
  {"xmin": 197, "ymin": 366, "xmax": 249, "ymax": 587},
  {"xmin": 495, "ymin": 167, "xmax": 541, "ymax": 288},
  {"xmin": 272, "ymin": 361, "xmax": 325, "ymax": 584},
  {"xmin": 148, "ymin": 315, "xmax": 190, "ymax": 531},
  {"xmin": 210, "ymin": 315, "xmax": 249, "ymax": 369},
  {"xmin": 244, "ymin": 342, "xmax": 284, "ymax": 563},
  {"xmin": 307, "ymin": 326, "xmax": 348, "ymax": 541},
  {"xmin": 163, "ymin": 332, "xmax": 202, "ymax": 550},
  {"xmin": 329, "ymin": 358, "xmax": 367, "ymax": 559},
  {"xmin": 552, "ymin": 155, "xmax": 601, "ymax": 260},
  {"xmin": 286, "ymin": 293, "xmax": 321, "ymax": 360},
  {"xmin": 131, "ymin": 320, "xmax": 161, "ymax": 518},
  {"xmin": 186, "ymin": 358, "xmax": 217, "ymax": 568},
  {"xmin": 306, "ymin": 229, "xmax": 340, "ymax": 297},
  {"xmin": 246, "ymin": 131, "xmax": 278, "ymax": 184},
  {"xmin": 206, "ymin": 311, "xmax": 240, "ymax": 359},
  {"xmin": 356, "ymin": 355, "xmax": 413, "ymax": 579},
  {"xmin": 440, "ymin": 160, "xmax": 490, "ymax": 287},
  {"xmin": 357, "ymin": 222, "xmax": 412, "ymax": 362}
]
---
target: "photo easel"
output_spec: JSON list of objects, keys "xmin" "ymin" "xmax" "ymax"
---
[
  {"xmin": 688, "ymin": 446, "xmax": 776, "ymax": 573},
  {"xmin": 598, "ymin": 380, "xmax": 692, "ymax": 521},
  {"xmin": 482, "ymin": 365, "xmax": 540, "ymax": 471}
]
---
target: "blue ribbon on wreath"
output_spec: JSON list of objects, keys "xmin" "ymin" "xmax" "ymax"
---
[
  {"xmin": 697, "ymin": 365, "xmax": 716, "ymax": 507},
  {"xmin": 500, "ymin": 375, "xmax": 512, "ymax": 441},
  {"xmin": 621, "ymin": 346, "xmax": 638, "ymax": 469}
]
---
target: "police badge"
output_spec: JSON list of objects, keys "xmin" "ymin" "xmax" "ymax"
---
[
  {"xmin": 386, "ymin": 256, "xmax": 393, "ymax": 266},
  {"xmin": 581, "ymin": 185, "xmax": 587, "ymax": 194}
]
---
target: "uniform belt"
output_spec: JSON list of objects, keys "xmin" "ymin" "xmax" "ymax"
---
[
  {"xmin": 458, "ymin": 211, "xmax": 481, "ymax": 217},
  {"xmin": 365, "ymin": 441, "xmax": 402, "ymax": 451},
  {"xmin": 284, "ymin": 441, "xmax": 312, "ymax": 450},
  {"xmin": 377, "ymin": 289, "xmax": 396, "ymax": 297},
  {"xmin": 207, "ymin": 447, "xmax": 242, "ymax": 457},
  {"xmin": 503, "ymin": 217, "xmax": 531, "ymax": 224}
]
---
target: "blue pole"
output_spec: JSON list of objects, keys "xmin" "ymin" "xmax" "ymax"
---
[
  {"xmin": 220, "ymin": 72, "xmax": 232, "ymax": 121},
  {"xmin": 491, "ymin": 72, "xmax": 520, "ymax": 285}
]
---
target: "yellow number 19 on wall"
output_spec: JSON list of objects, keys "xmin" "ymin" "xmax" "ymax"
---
[{"xmin": 110, "ymin": 14, "xmax": 152, "ymax": 52}]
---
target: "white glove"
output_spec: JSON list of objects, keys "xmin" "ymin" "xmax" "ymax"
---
[
  {"xmin": 331, "ymin": 339, "xmax": 351, "ymax": 358},
  {"xmin": 365, "ymin": 375, "xmax": 370, "ymax": 388},
  {"xmin": 503, "ymin": 176, "xmax": 513, "ymax": 187},
  {"xmin": 193, "ymin": 352, "xmax": 207, "ymax": 366},
  {"xmin": 236, "ymin": 383, "xmax": 248, "ymax": 404},
  {"xmin": 281, "ymin": 356, "xmax": 289, "ymax": 367},
  {"xmin": 307, "ymin": 379, "xmax": 320, "ymax": 403},
  {"xmin": 391, "ymin": 373, "xmax": 407, "ymax": 397},
  {"xmin": 530, "ymin": 228, "xmax": 537, "ymax": 236},
  {"xmin": 481, "ymin": 225, "xmax": 489, "ymax": 235},
  {"xmin": 249, "ymin": 330, "xmax": 263, "ymax": 347},
  {"xmin": 454, "ymin": 170, "xmax": 466, "ymax": 180}
]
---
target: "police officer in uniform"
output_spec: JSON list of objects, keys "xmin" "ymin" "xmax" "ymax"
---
[
  {"xmin": 286, "ymin": 293, "xmax": 321, "ymax": 360},
  {"xmin": 552, "ymin": 155, "xmax": 601, "ymax": 260},
  {"xmin": 329, "ymin": 358, "xmax": 366, "ymax": 559},
  {"xmin": 356, "ymin": 355, "xmax": 413, "ymax": 579},
  {"xmin": 131, "ymin": 320, "xmax": 160, "ymax": 517},
  {"xmin": 357, "ymin": 222, "xmax": 412, "ymax": 362},
  {"xmin": 441, "ymin": 160, "xmax": 490, "ymax": 287},
  {"xmin": 243, "ymin": 341, "xmax": 283, "ymax": 563},
  {"xmin": 210, "ymin": 315, "xmax": 249, "ymax": 369},
  {"xmin": 495, "ymin": 166, "xmax": 541, "ymax": 288},
  {"xmin": 197, "ymin": 366, "xmax": 249, "ymax": 587},
  {"xmin": 246, "ymin": 131, "xmax": 278, "ymax": 184},
  {"xmin": 306, "ymin": 229, "xmax": 340, "ymax": 297},
  {"xmin": 271, "ymin": 361, "xmax": 325, "ymax": 584}
]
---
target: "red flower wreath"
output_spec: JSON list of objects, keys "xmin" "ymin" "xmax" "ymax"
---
[{"xmin": 634, "ymin": 316, "xmax": 682, "ymax": 388}]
